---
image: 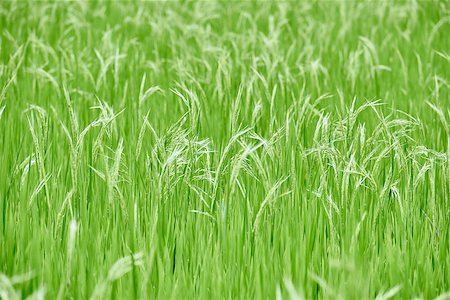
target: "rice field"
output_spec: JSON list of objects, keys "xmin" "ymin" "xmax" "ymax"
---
[{"xmin": 1, "ymin": 1, "xmax": 450, "ymax": 299}]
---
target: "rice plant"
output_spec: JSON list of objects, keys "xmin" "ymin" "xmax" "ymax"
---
[{"xmin": 0, "ymin": 1, "xmax": 449, "ymax": 299}]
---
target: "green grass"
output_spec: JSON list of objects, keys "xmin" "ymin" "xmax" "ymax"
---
[{"xmin": 1, "ymin": 1, "xmax": 450, "ymax": 299}]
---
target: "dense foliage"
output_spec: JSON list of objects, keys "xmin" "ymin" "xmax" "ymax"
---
[{"xmin": 1, "ymin": 2, "xmax": 449, "ymax": 299}]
